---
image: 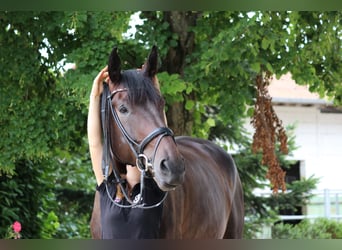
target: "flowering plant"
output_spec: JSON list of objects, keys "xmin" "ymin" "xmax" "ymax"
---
[{"xmin": 5, "ymin": 221, "xmax": 22, "ymax": 239}]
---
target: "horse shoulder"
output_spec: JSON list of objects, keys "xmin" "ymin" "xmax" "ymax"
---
[{"xmin": 162, "ymin": 136, "xmax": 242, "ymax": 238}]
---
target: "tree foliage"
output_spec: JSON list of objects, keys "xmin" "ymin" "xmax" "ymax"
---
[
  {"xmin": 0, "ymin": 11, "xmax": 340, "ymax": 238},
  {"xmin": 0, "ymin": 11, "xmax": 132, "ymax": 238}
]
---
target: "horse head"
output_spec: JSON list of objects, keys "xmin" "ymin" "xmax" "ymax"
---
[{"xmin": 106, "ymin": 46, "xmax": 185, "ymax": 191}]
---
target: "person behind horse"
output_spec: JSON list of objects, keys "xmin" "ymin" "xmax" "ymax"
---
[{"xmin": 87, "ymin": 66, "xmax": 164, "ymax": 239}]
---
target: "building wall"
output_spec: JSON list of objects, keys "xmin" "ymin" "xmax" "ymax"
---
[{"xmin": 245, "ymin": 104, "xmax": 342, "ymax": 190}]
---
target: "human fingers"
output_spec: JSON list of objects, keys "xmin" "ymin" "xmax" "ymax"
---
[
  {"xmin": 102, "ymin": 71, "xmax": 109, "ymax": 80},
  {"xmin": 105, "ymin": 76, "xmax": 110, "ymax": 83},
  {"xmin": 100, "ymin": 66, "xmax": 109, "ymax": 82},
  {"xmin": 91, "ymin": 66, "xmax": 109, "ymax": 96},
  {"xmin": 94, "ymin": 66, "xmax": 108, "ymax": 83},
  {"xmin": 101, "ymin": 65, "xmax": 108, "ymax": 72}
]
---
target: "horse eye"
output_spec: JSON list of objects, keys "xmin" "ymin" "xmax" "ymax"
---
[{"xmin": 118, "ymin": 105, "xmax": 128, "ymax": 114}]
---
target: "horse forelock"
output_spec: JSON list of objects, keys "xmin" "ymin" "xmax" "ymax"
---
[{"xmin": 118, "ymin": 69, "xmax": 162, "ymax": 107}]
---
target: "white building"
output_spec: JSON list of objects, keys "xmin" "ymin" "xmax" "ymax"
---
[{"xmin": 244, "ymin": 73, "xmax": 342, "ymax": 221}]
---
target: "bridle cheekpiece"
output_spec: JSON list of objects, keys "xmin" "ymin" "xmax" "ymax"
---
[{"xmin": 100, "ymin": 82, "xmax": 173, "ymax": 209}]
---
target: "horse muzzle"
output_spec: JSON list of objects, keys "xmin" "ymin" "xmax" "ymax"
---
[{"xmin": 154, "ymin": 155, "xmax": 185, "ymax": 191}]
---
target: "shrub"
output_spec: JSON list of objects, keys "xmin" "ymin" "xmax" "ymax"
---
[{"xmin": 272, "ymin": 218, "xmax": 342, "ymax": 239}]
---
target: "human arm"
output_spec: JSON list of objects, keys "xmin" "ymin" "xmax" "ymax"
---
[{"xmin": 87, "ymin": 66, "xmax": 109, "ymax": 186}]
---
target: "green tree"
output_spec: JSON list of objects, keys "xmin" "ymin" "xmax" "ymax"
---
[
  {"xmin": 135, "ymin": 11, "xmax": 341, "ymax": 137},
  {"xmin": 0, "ymin": 11, "xmax": 132, "ymax": 238},
  {"xmin": 0, "ymin": 11, "xmax": 340, "ymax": 238},
  {"xmin": 135, "ymin": 11, "xmax": 341, "ymax": 190}
]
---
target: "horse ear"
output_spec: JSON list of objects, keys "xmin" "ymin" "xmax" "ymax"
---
[
  {"xmin": 108, "ymin": 47, "xmax": 121, "ymax": 83},
  {"xmin": 143, "ymin": 45, "xmax": 158, "ymax": 78}
]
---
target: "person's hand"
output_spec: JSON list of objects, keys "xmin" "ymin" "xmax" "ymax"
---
[{"xmin": 91, "ymin": 66, "xmax": 109, "ymax": 97}]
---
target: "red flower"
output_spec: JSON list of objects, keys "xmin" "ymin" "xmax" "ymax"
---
[{"xmin": 12, "ymin": 221, "xmax": 21, "ymax": 233}]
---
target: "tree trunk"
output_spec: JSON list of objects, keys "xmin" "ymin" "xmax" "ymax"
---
[{"xmin": 160, "ymin": 11, "xmax": 200, "ymax": 136}]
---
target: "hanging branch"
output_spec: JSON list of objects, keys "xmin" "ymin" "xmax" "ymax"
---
[{"xmin": 251, "ymin": 71, "xmax": 289, "ymax": 193}]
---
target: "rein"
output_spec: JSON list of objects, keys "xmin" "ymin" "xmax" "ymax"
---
[{"xmin": 100, "ymin": 82, "xmax": 172, "ymax": 209}]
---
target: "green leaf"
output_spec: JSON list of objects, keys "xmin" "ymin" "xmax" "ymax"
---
[
  {"xmin": 206, "ymin": 117, "xmax": 216, "ymax": 127},
  {"xmin": 265, "ymin": 62, "xmax": 274, "ymax": 73},
  {"xmin": 261, "ymin": 37, "xmax": 269, "ymax": 50},
  {"xmin": 185, "ymin": 100, "xmax": 195, "ymax": 110},
  {"xmin": 251, "ymin": 62, "xmax": 261, "ymax": 73},
  {"xmin": 247, "ymin": 107, "xmax": 255, "ymax": 117}
]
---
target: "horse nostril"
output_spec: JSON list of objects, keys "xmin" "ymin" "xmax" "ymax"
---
[
  {"xmin": 160, "ymin": 159, "xmax": 169, "ymax": 172},
  {"xmin": 159, "ymin": 158, "xmax": 185, "ymax": 176},
  {"xmin": 157, "ymin": 157, "xmax": 185, "ymax": 188}
]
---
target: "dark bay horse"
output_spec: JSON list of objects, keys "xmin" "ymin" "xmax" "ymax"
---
[{"xmin": 90, "ymin": 46, "xmax": 244, "ymax": 239}]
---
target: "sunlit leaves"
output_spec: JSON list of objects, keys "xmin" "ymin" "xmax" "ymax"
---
[
  {"xmin": 0, "ymin": 11, "xmax": 341, "ymax": 238},
  {"xmin": 0, "ymin": 11, "xmax": 135, "ymax": 238}
]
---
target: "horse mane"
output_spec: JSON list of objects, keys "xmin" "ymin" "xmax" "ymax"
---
[{"xmin": 119, "ymin": 69, "xmax": 163, "ymax": 106}]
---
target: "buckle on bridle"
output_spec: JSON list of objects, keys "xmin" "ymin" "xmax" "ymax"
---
[{"xmin": 136, "ymin": 154, "xmax": 153, "ymax": 173}]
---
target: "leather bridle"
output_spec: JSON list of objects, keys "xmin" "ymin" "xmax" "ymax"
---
[{"xmin": 100, "ymin": 82, "xmax": 173, "ymax": 209}]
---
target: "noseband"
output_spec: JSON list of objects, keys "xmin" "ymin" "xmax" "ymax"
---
[{"xmin": 100, "ymin": 82, "xmax": 172, "ymax": 209}]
